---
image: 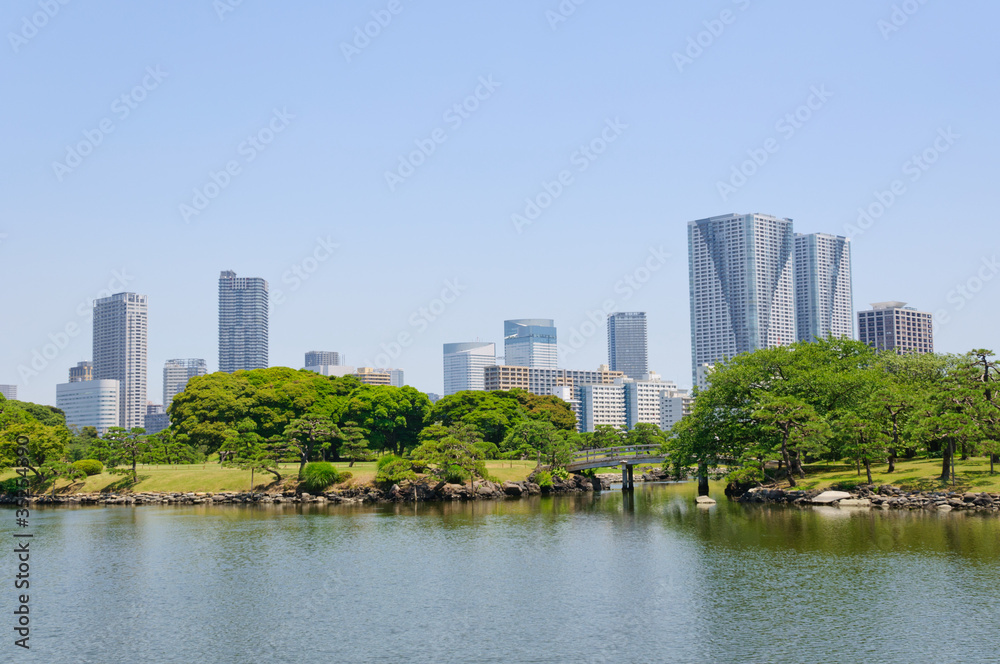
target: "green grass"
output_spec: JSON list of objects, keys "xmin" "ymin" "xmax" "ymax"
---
[
  {"xmin": 0, "ymin": 459, "xmax": 538, "ymax": 494},
  {"xmin": 794, "ymin": 456, "xmax": 1000, "ymax": 493}
]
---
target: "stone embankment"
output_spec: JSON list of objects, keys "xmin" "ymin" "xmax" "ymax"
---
[
  {"xmin": 0, "ymin": 474, "xmax": 608, "ymax": 507},
  {"xmin": 735, "ymin": 484, "xmax": 1000, "ymax": 513}
]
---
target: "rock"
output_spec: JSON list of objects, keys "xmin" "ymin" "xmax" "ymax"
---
[
  {"xmin": 937, "ymin": 504, "xmax": 953, "ymax": 512},
  {"xmin": 811, "ymin": 491, "xmax": 853, "ymax": 504},
  {"xmin": 837, "ymin": 498, "xmax": 871, "ymax": 508},
  {"xmin": 695, "ymin": 495, "xmax": 716, "ymax": 505},
  {"xmin": 502, "ymin": 482, "xmax": 523, "ymax": 497}
]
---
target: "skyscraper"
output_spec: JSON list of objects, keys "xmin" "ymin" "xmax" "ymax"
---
[
  {"xmin": 795, "ymin": 233, "xmax": 854, "ymax": 342},
  {"xmin": 504, "ymin": 319, "xmax": 557, "ymax": 369},
  {"xmin": 163, "ymin": 358, "xmax": 207, "ymax": 406},
  {"xmin": 218, "ymin": 270, "xmax": 268, "ymax": 373},
  {"xmin": 688, "ymin": 213, "xmax": 795, "ymax": 384},
  {"xmin": 304, "ymin": 351, "xmax": 340, "ymax": 367},
  {"xmin": 0, "ymin": 385, "xmax": 17, "ymax": 400},
  {"xmin": 858, "ymin": 302, "xmax": 934, "ymax": 354},
  {"xmin": 443, "ymin": 342, "xmax": 496, "ymax": 395},
  {"xmin": 607, "ymin": 312, "xmax": 648, "ymax": 379},
  {"xmin": 93, "ymin": 292, "xmax": 148, "ymax": 430}
]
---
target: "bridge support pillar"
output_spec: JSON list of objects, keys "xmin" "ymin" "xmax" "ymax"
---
[{"xmin": 621, "ymin": 464, "xmax": 634, "ymax": 491}]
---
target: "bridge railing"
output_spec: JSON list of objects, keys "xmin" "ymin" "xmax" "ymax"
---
[{"xmin": 570, "ymin": 444, "xmax": 663, "ymax": 466}]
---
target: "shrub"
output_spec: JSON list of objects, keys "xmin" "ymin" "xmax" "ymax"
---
[
  {"xmin": 299, "ymin": 462, "xmax": 342, "ymax": 493},
  {"xmin": 535, "ymin": 471, "xmax": 553, "ymax": 488},
  {"xmin": 442, "ymin": 464, "xmax": 469, "ymax": 485},
  {"xmin": 376, "ymin": 454, "xmax": 401, "ymax": 470},
  {"xmin": 0, "ymin": 477, "xmax": 26, "ymax": 495},
  {"xmin": 375, "ymin": 459, "xmax": 417, "ymax": 486},
  {"xmin": 73, "ymin": 459, "xmax": 104, "ymax": 476},
  {"xmin": 551, "ymin": 468, "xmax": 569, "ymax": 480}
]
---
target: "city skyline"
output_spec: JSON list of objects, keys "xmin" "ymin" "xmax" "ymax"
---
[{"xmin": 3, "ymin": 2, "xmax": 997, "ymax": 405}]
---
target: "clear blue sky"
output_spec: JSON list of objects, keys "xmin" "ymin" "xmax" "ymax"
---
[{"xmin": 2, "ymin": 0, "xmax": 998, "ymax": 406}]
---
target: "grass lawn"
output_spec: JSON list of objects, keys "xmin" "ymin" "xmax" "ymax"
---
[
  {"xmin": 794, "ymin": 456, "xmax": 1000, "ymax": 493},
  {"xmin": 1, "ymin": 459, "xmax": 539, "ymax": 494}
]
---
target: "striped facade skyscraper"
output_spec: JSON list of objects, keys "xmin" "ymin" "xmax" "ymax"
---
[
  {"xmin": 794, "ymin": 233, "xmax": 854, "ymax": 342},
  {"xmin": 688, "ymin": 213, "xmax": 795, "ymax": 385},
  {"xmin": 607, "ymin": 312, "xmax": 648, "ymax": 380},
  {"xmin": 93, "ymin": 292, "xmax": 148, "ymax": 430},
  {"xmin": 218, "ymin": 271, "xmax": 269, "ymax": 373}
]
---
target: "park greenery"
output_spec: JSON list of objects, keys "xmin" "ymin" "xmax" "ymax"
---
[
  {"xmin": 5, "ymin": 343, "xmax": 999, "ymax": 496},
  {"xmin": 0, "ymin": 368, "xmax": 603, "ymax": 492},
  {"xmin": 666, "ymin": 338, "xmax": 1000, "ymax": 490}
]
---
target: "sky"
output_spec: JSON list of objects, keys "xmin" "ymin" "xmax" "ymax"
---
[{"xmin": 2, "ymin": 0, "xmax": 999, "ymax": 406}]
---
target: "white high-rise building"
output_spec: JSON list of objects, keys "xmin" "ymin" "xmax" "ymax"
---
[
  {"xmin": 688, "ymin": 213, "xmax": 795, "ymax": 384},
  {"xmin": 0, "ymin": 385, "xmax": 16, "ymax": 400},
  {"xmin": 504, "ymin": 319, "xmax": 557, "ymax": 369},
  {"xmin": 219, "ymin": 270, "xmax": 269, "ymax": 373},
  {"xmin": 576, "ymin": 383, "xmax": 627, "ymax": 433},
  {"xmin": 163, "ymin": 359, "xmax": 207, "ymax": 406},
  {"xmin": 443, "ymin": 342, "xmax": 496, "ymax": 395},
  {"xmin": 794, "ymin": 233, "xmax": 853, "ymax": 342},
  {"xmin": 56, "ymin": 379, "xmax": 120, "ymax": 434},
  {"xmin": 93, "ymin": 292, "xmax": 147, "ymax": 430}
]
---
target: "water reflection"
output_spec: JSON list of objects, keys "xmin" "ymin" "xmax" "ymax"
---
[{"xmin": 11, "ymin": 482, "xmax": 1000, "ymax": 664}]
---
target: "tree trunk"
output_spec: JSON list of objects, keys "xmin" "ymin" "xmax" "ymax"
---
[
  {"xmin": 697, "ymin": 462, "xmax": 709, "ymax": 496},
  {"xmin": 939, "ymin": 439, "xmax": 952, "ymax": 481},
  {"xmin": 887, "ymin": 448, "xmax": 896, "ymax": 474},
  {"xmin": 780, "ymin": 430, "xmax": 796, "ymax": 488},
  {"xmin": 864, "ymin": 459, "xmax": 873, "ymax": 485}
]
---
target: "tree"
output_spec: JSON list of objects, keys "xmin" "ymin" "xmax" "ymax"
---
[
  {"xmin": 344, "ymin": 385, "xmax": 431, "ymax": 456},
  {"xmin": 410, "ymin": 435, "xmax": 493, "ymax": 492},
  {"xmin": 284, "ymin": 415, "xmax": 341, "ymax": 476},
  {"xmin": 94, "ymin": 427, "xmax": 150, "ymax": 484},
  {"xmin": 338, "ymin": 421, "xmax": 372, "ymax": 467},
  {"xmin": 626, "ymin": 423, "xmax": 667, "ymax": 448},
  {"xmin": 751, "ymin": 396, "xmax": 830, "ymax": 487},
  {"xmin": 590, "ymin": 425, "xmax": 626, "ymax": 449},
  {"xmin": 834, "ymin": 412, "xmax": 888, "ymax": 485}
]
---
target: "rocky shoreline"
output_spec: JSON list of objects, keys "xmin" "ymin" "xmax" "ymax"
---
[
  {"xmin": 0, "ymin": 473, "xmax": 609, "ymax": 507},
  {"xmin": 735, "ymin": 484, "xmax": 1000, "ymax": 513}
]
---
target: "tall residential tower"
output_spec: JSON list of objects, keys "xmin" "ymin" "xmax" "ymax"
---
[
  {"xmin": 688, "ymin": 213, "xmax": 795, "ymax": 384},
  {"xmin": 794, "ymin": 233, "xmax": 853, "ymax": 342},
  {"xmin": 218, "ymin": 271, "xmax": 269, "ymax": 373},
  {"xmin": 607, "ymin": 312, "xmax": 648, "ymax": 380},
  {"xmin": 93, "ymin": 292, "xmax": 148, "ymax": 429}
]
